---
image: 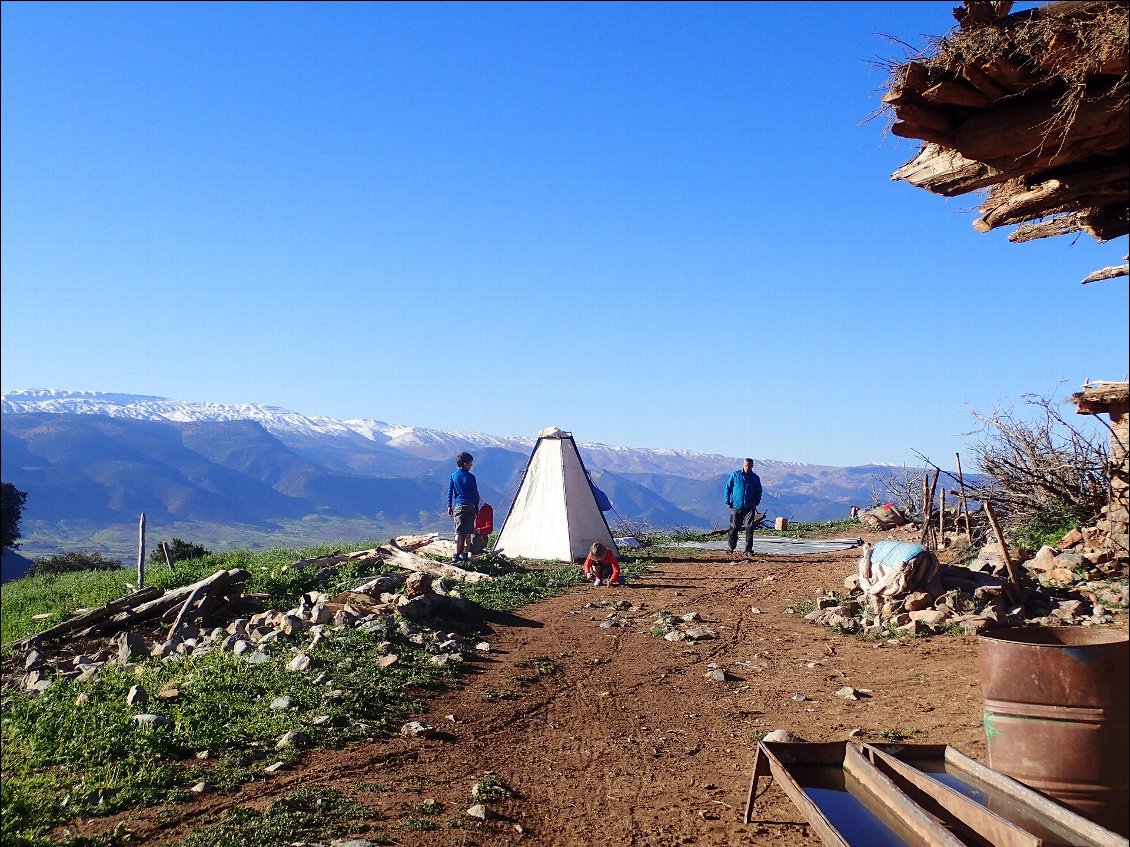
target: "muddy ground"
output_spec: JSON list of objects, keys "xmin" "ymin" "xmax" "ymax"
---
[{"xmin": 62, "ymin": 534, "xmax": 1123, "ymax": 846}]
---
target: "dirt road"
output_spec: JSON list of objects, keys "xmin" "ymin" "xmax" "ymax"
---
[{"xmin": 82, "ymin": 540, "xmax": 1004, "ymax": 846}]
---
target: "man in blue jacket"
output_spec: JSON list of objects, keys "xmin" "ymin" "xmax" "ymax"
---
[{"xmin": 725, "ymin": 458, "xmax": 763, "ymax": 557}]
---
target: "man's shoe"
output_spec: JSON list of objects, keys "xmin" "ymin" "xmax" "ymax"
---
[{"xmin": 744, "ymin": 551, "xmax": 755, "ymax": 559}]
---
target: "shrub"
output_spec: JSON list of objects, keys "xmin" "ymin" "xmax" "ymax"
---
[
  {"xmin": 148, "ymin": 538, "xmax": 212, "ymax": 567},
  {"xmin": 25, "ymin": 552, "xmax": 124, "ymax": 578}
]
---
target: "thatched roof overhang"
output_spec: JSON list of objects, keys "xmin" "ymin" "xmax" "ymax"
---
[
  {"xmin": 1071, "ymin": 380, "xmax": 1130, "ymax": 415},
  {"xmin": 884, "ymin": 1, "xmax": 1128, "ymax": 282}
]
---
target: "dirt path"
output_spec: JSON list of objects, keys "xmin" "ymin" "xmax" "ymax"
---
[{"xmin": 79, "ymin": 545, "xmax": 994, "ymax": 846}]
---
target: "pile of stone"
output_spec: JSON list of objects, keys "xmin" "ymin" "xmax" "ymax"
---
[
  {"xmin": 650, "ymin": 610, "xmax": 717, "ymax": 643},
  {"xmin": 13, "ymin": 541, "xmax": 486, "ymax": 696},
  {"xmin": 802, "ymin": 529, "xmax": 1126, "ymax": 639}
]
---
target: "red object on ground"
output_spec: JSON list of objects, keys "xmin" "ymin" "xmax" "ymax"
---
[{"xmin": 475, "ymin": 503, "xmax": 494, "ymax": 536}]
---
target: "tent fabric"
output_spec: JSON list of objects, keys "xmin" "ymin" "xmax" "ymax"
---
[{"xmin": 495, "ymin": 431, "xmax": 616, "ymax": 562}]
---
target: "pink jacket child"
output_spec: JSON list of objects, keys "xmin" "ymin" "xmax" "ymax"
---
[{"xmin": 583, "ymin": 542, "xmax": 622, "ymax": 586}]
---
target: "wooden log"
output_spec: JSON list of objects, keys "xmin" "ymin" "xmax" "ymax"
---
[
  {"xmin": 955, "ymin": 89, "xmax": 1127, "ymax": 162},
  {"xmin": 920, "ymin": 79, "xmax": 993, "ymax": 109},
  {"xmin": 379, "ymin": 543, "xmax": 493, "ymax": 583},
  {"xmin": 83, "ymin": 569, "xmax": 248, "ymax": 636},
  {"xmin": 891, "ymin": 144, "xmax": 1002, "ymax": 196},
  {"xmin": 1008, "ymin": 213, "xmax": 1086, "ymax": 241},
  {"xmin": 1082, "ymin": 263, "xmax": 1130, "ymax": 284},
  {"xmin": 165, "ymin": 580, "xmax": 211, "ymax": 642},
  {"xmin": 958, "ymin": 64, "xmax": 1013, "ymax": 101},
  {"xmin": 12, "ymin": 587, "xmax": 163, "ymax": 647},
  {"xmin": 893, "ymin": 101, "xmax": 957, "ymax": 133},
  {"xmin": 976, "ymin": 162, "xmax": 1129, "ymax": 230},
  {"xmin": 891, "ymin": 122, "xmax": 955, "ymax": 146}
]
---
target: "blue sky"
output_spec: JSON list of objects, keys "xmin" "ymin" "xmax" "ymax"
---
[{"xmin": 3, "ymin": 1, "xmax": 1127, "ymax": 468}]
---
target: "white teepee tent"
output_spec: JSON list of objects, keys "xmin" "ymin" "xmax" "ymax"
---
[{"xmin": 494, "ymin": 427, "xmax": 617, "ymax": 562}]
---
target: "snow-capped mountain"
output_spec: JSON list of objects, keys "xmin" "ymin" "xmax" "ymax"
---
[
  {"xmin": 1, "ymin": 388, "xmax": 761, "ymax": 476},
  {"xmin": 2, "ymin": 388, "xmax": 911, "ymax": 559}
]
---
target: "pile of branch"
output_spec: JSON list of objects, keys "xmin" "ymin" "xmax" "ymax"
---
[
  {"xmin": 13, "ymin": 540, "xmax": 491, "ymax": 651},
  {"xmin": 14, "ymin": 569, "xmax": 250, "ymax": 650},
  {"xmin": 883, "ymin": 0, "xmax": 1128, "ymax": 277}
]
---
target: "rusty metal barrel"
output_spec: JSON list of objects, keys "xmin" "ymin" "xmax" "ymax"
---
[{"xmin": 978, "ymin": 627, "xmax": 1129, "ymax": 836}]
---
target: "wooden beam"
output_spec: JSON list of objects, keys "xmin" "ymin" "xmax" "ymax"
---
[{"xmin": 1082, "ymin": 263, "xmax": 1130, "ymax": 284}]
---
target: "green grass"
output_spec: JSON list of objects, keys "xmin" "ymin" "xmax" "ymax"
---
[
  {"xmin": 176, "ymin": 788, "xmax": 381, "ymax": 847},
  {"xmin": 1, "ymin": 542, "xmax": 392, "ymax": 647},
  {"xmin": 1, "ymin": 624, "xmax": 454, "ymax": 845},
  {"xmin": 1, "ymin": 545, "xmax": 601, "ymax": 846},
  {"xmin": 759, "ymin": 518, "xmax": 859, "ymax": 538}
]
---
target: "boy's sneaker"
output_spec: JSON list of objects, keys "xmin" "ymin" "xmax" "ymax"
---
[{"xmin": 593, "ymin": 578, "xmax": 602, "ymax": 586}]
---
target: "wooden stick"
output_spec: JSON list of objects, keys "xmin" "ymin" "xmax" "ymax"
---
[
  {"xmin": 166, "ymin": 581, "xmax": 209, "ymax": 642},
  {"xmin": 939, "ymin": 489, "xmax": 947, "ymax": 541},
  {"xmin": 161, "ymin": 542, "xmax": 175, "ymax": 572},
  {"xmin": 955, "ymin": 453, "xmax": 972, "ymax": 542},
  {"xmin": 983, "ymin": 502, "xmax": 1023, "ymax": 597}
]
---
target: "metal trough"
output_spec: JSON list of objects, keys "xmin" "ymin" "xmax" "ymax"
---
[
  {"xmin": 744, "ymin": 741, "xmax": 1129, "ymax": 847},
  {"xmin": 743, "ymin": 740, "xmax": 968, "ymax": 847}
]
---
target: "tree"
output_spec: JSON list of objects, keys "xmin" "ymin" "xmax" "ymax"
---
[
  {"xmin": 965, "ymin": 390, "xmax": 1108, "ymax": 537},
  {"xmin": 1, "ymin": 482, "xmax": 28, "ymax": 550}
]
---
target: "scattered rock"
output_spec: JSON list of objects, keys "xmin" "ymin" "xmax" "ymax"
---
[
  {"xmin": 400, "ymin": 721, "xmax": 434, "ymax": 738},
  {"xmin": 286, "ymin": 653, "xmax": 311, "ymax": 672},
  {"xmin": 762, "ymin": 729, "xmax": 806, "ymax": 743},
  {"xmin": 276, "ymin": 730, "xmax": 308, "ymax": 748},
  {"xmin": 466, "ymin": 804, "xmax": 490, "ymax": 820},
  {"xmin": 126, "ymin": 685, "xmax": 148, "ymax": 707},
  {"xmin": 269, "ymin": 695, "xmax": 292, "ymax": 711},
  {"xmin": 131, "ymin": 714, "xmax": 167, "ymax": 730}
]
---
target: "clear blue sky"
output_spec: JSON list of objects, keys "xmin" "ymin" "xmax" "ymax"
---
[{"xmin": 3, "ymin": 1, "xmax": 1127, "ymax": 468}]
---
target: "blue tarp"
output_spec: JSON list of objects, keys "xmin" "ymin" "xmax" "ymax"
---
[{"xmin": 870, "ymin": 540, "xmax": 927, "ymax": 567}]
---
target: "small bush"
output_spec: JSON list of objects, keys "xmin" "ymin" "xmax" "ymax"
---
[
  {"xmin": 148, "ymin": 539, "xmax": 212, "ymax": 568},
  {"xmin": 25, "ymin": 552, "xmax": 124, "ymax": 578}
]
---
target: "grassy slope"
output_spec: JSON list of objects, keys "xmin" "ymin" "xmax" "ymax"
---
[{"xmin": 0, "ymin": 541, "xmax": 610, "ymax": 847}]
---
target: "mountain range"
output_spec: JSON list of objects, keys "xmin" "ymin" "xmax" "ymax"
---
[{"xmin": 1, "ymin": 390, "xmax": 910, "ymax": 559}]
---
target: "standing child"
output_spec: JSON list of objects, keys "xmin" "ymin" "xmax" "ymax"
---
[
  {"xmin": 447, "ymin": 452, "xmax": 480, "ymax": 563},
  {"xmin": 583, "ymin": 542, "xmax": 622, "ymax": 587}
]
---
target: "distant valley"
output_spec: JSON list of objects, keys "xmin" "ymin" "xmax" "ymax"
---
[{"xmin": 2, "ymin": 390, "xmax": 913, "ymax": 559}]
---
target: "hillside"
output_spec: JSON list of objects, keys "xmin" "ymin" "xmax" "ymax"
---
[{"xmin": 2, "ymin": 390, "xmax": 918, "ymax": 558}]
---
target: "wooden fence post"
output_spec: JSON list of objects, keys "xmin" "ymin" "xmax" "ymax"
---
[
  {"xmin": 137, "ymin": 513, "xmax": 146, "ymax": 590},
  {"xmin": 955, "ymin": 452, "xmax": 972, "ymax": 542}
]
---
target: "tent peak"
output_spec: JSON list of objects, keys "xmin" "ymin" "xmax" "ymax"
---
[{"xmin": 538, "ymin": 426, "xmax": 572, "ymax": 439}]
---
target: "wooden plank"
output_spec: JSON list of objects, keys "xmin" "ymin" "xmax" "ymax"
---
[
  {"xmin": 943, "ymin": 747, "xmax": 1130, "ymax": 847},
  {"xmin": 843, "ymin": 744, "xmax": 968, "ymax": 847},
  {"xmin": 863, "ymin": 746, "xmax": 1043, "ymax": 847}
]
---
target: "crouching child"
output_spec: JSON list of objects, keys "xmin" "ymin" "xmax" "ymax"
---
[{"xmin": 583, "ymin": 542, "xmax": 623, "ymax": 587}]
